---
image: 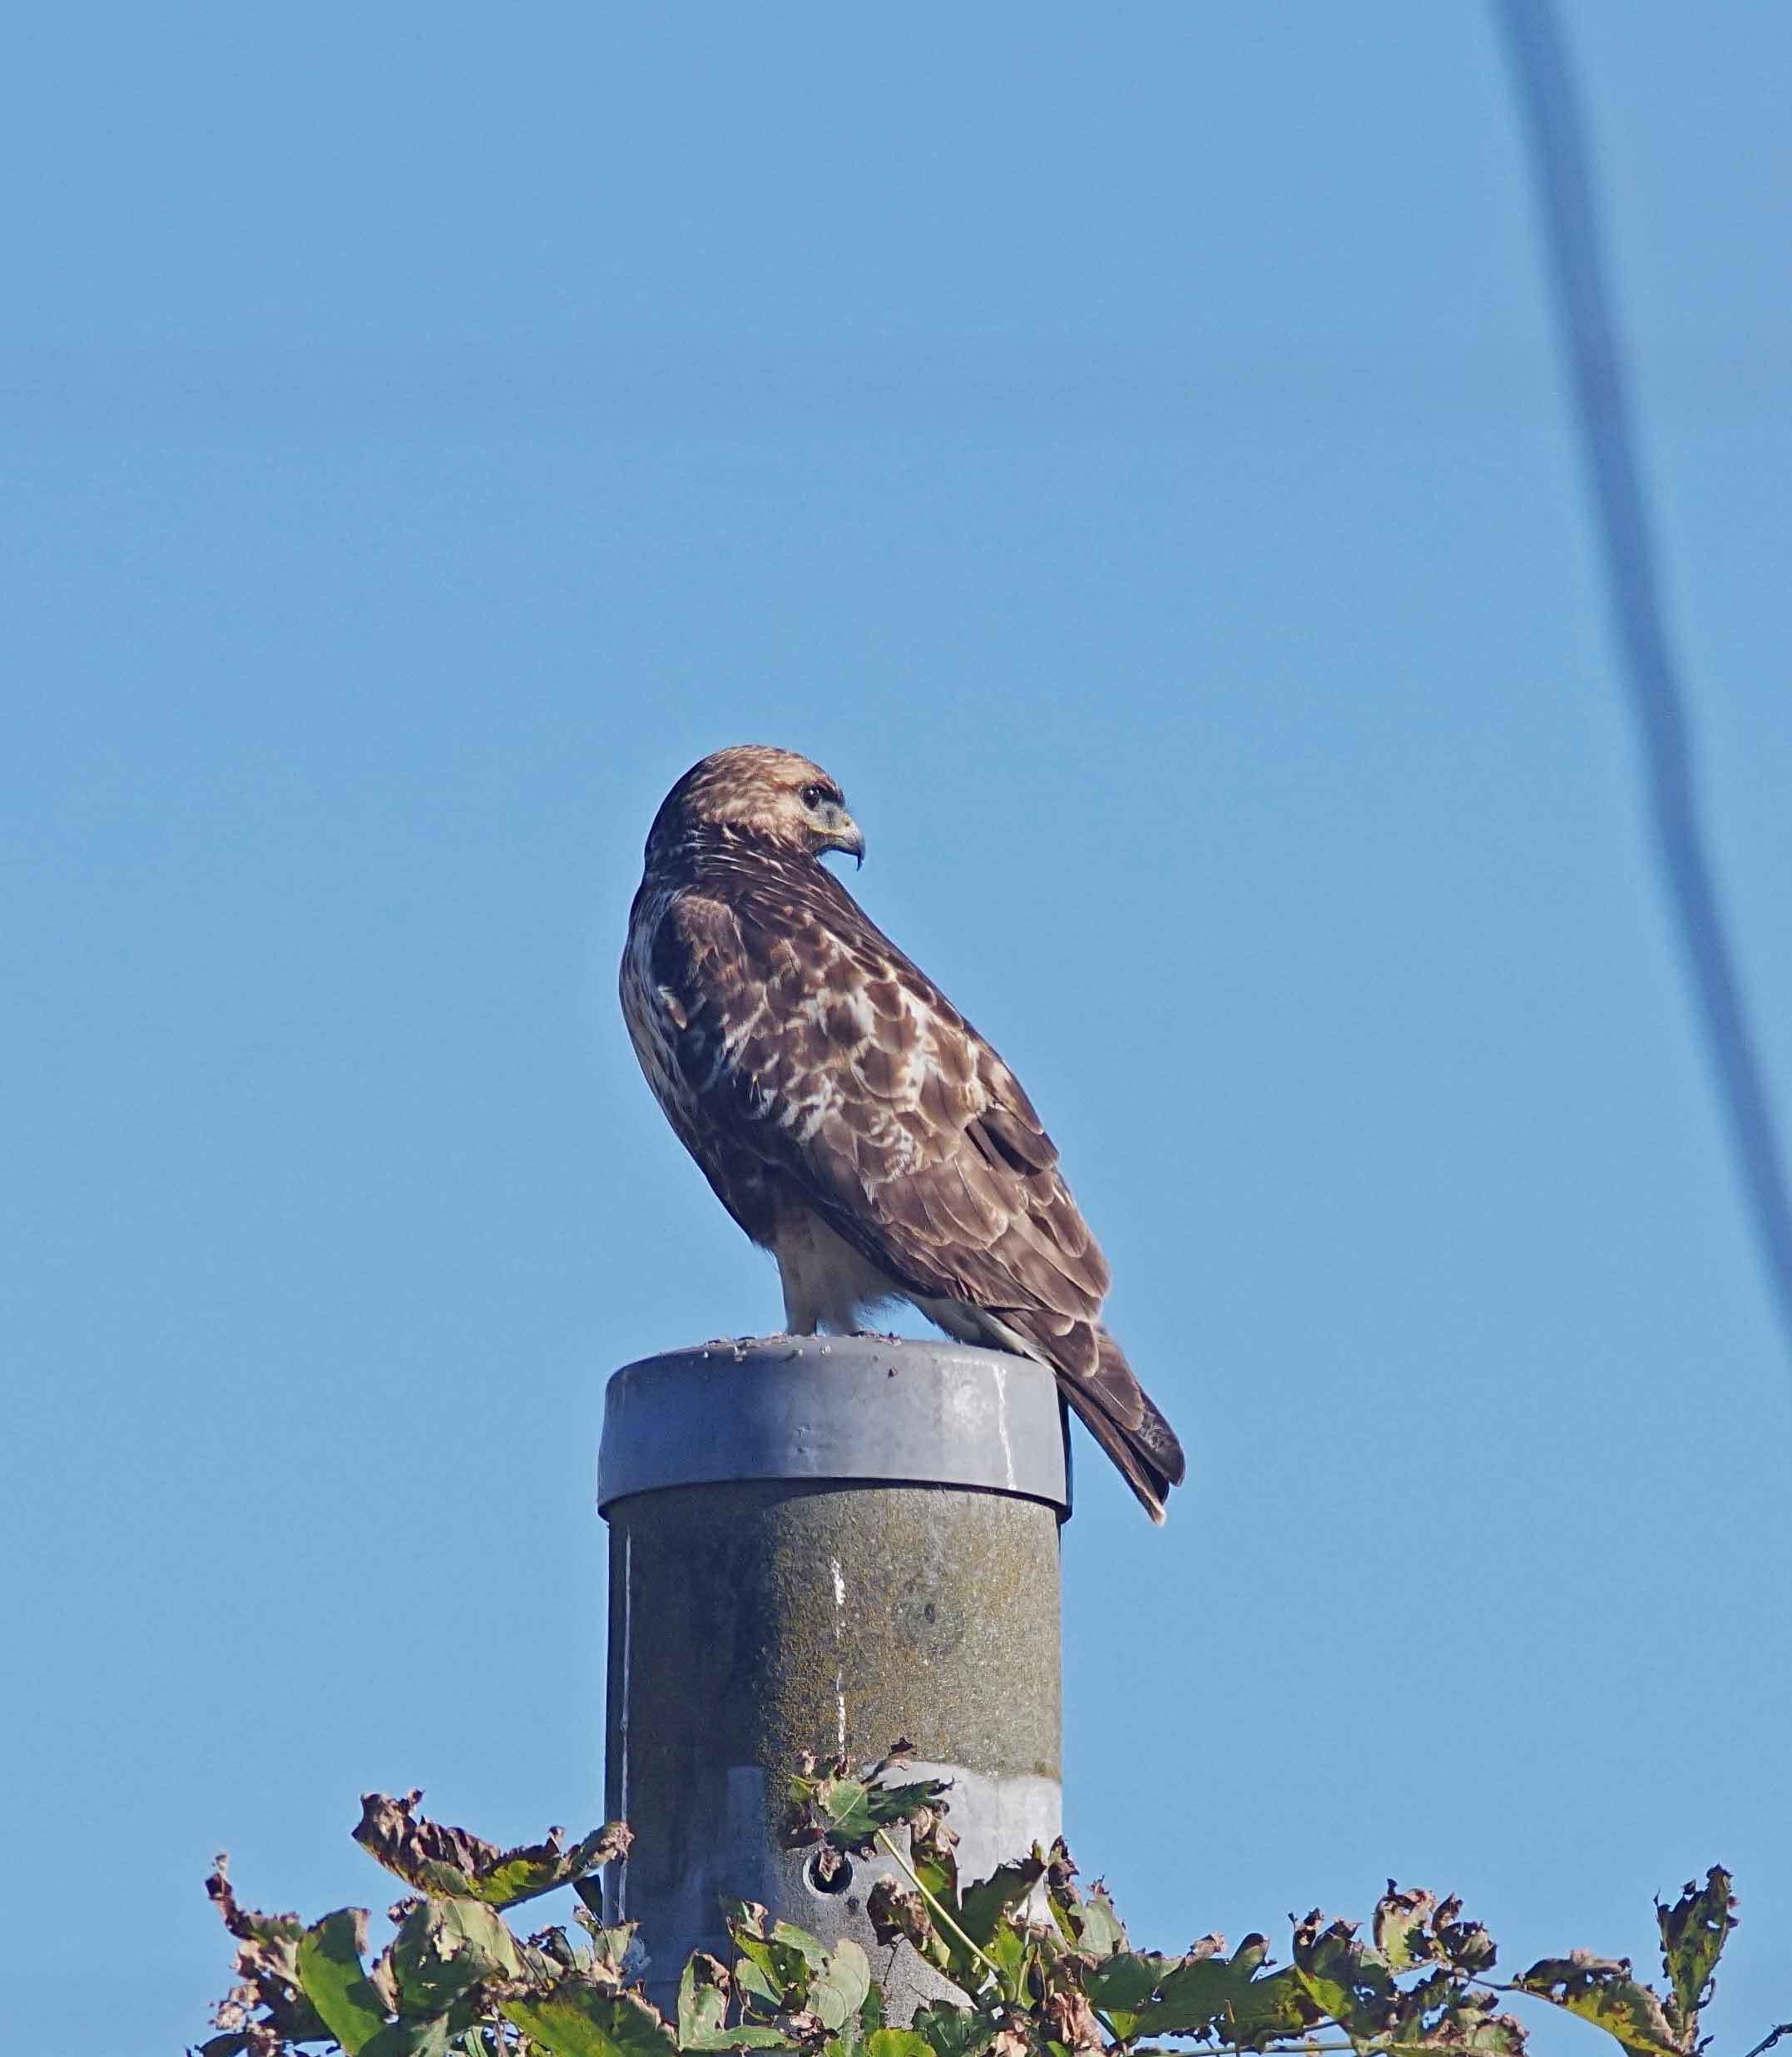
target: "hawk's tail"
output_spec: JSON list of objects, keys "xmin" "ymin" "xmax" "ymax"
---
[{"xmin": 1062, "ymin": 1328, "xmax": 1186, "ymax": 1524}]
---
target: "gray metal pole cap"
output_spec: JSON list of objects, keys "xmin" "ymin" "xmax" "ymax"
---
[{"xmin": 597, "ymin": 1333, "xmax": 1071, "ymax": 1516}]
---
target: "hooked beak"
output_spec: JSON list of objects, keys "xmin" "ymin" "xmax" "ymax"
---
[
  {"xmin": 819, "ymin": 804, "xmax": 864, "ymax": 868},
  {"xmin": 834, "ymin": 815, "xmax": 866, "ymax": 868}
]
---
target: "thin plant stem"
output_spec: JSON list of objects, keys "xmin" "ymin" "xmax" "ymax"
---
[
  {"xmin": 873, "ymin": 1827, "xmax": 1009, "ymax": 1991},
  {"xmin": 1091, "ymin": 2004, "xmax": 1128, "ymax": 2045}
]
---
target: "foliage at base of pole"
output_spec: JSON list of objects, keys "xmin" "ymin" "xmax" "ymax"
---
[{"xmin": 197, "ymin": 1748, "xmax": 1749, "ymax": 2057}]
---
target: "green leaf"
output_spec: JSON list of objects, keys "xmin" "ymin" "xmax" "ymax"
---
[
  {"xmin": 817, "ymin": 1778, "xmax": 880, "ymax": 1841},
  {"xmin": 785, "ymin": 1766, "xmax": 952, "ymax": 1855},
  {"xmin": 675, "ymin": 1945, "xmax": 800, "ymax": 2048},
  {"xmin": 1131, "ymin": 1938, "xmax": 1253, "ymax": 2034},
  {"xmin": 1083, "ymin": 1950, "xmax": 1171, "ymax": 2039},
  {"xmin": 1072, "ymin": 1887, "xmax": 1128, "ymax": 1961},
  {"xmin": 1131, "ymin": 1956, "xmax": 1231, "ymax": 2035},
  {"xmin": 956, "ymin": 1855, "xmax": 1047, "ymax": 1952},
  {"xmin": 906, "ymin": 2004, "xmax": 993, "ymax": 2057},
  {"xmin": 982, "ymin": 1920, "xmax": 1028, "ymax": 1997},
  {"xmin": 1656, "ymin": 1869, "xmax": 1735, "ymax": 2041},
  {"xmin": 1291, "ymin": 1911, "xmax": 1397, "ymax": 2035},
  {"xmin": 731, "ymin": 1950, "xmax": 785, "ymax": 2009},
  {"xmin": 1435, "ymin": 1900, "xmax": 1497, "ymax": 1978},
  {"xmin": 723, "ymin": 1900, "xmax": 832, "ymax": 2012},
  {"xmin": 864, "ymin": 2033, "xmax": 933, "ymax": 2057},
  {"xmin": 359, "ymin": 2019, "xmax": 454, "ymax": 2057},
  {"xmin": 1427, "ymin": 1994, "xmax": 1530, "ymax": 2056},
  {"xmin": 354, "ymin": 1792, "xmax": 631, "ymax": 1910},
  {"xmin": 1218, "ymin": 1965, "xmax": 1324, "ymax": 2049},
  {"xmin": 298, "ymin": 1909, "xmax": 390, "ymax": 2055},
  {"xmin": 908, "ymin": 1809, "xmax": 960, "ymax": 1906},
  {"xmin": 1449, "ymin": 2015, "xmax": 1529, "ymax": 2055},
  {"xmin": 679, "ymin": 1955, "xmax": 731, "ymax": 2045},
  {"xmin": 474, "ymin": 1826, "xmax": 631, "ymax": 1910},
  {"xmin": 390, "ymin": 1896, "xmax": 522, "ymax": 2018},
  {"xmin": 1368, "ymin": 1886, "xmax": 1497, "ymax": 1990},
  {"xmin": 1375, "ymin": 1886, "xmax": 1443, "ymax": 1974},
  {"xmin": 1084, "ymin": 1951, "xmax": 1166, "ymax": 2012},
  {"xmin": 813, "ymin": 1939, "xmax": 872, "ymax": 2032},
  {"xmin": 1132, "ymin": 1936, "xmax": 1317, "ymax": 2045},
  {"xmin": 1514, "ymin": 1954, "xmax": 1684, "ymax": 2057},
  {"xmin": 804, "ymin": 1776, "xmax": 945, "ymax": 1849},
  {"xmin": 502, "ymin": 1985, "xmax": 680, "ymax": 2057},
  {"xmin": 859, "ymin": 1982, "xmax": 887, "ymax": 2038},
  {"xmin": 767, "ymin": 1921, "xmax": 830, "ymax": 1970},
  {"xmin": 723, "ymin": 1901, "xmax": 787, "ymax": 2008}
]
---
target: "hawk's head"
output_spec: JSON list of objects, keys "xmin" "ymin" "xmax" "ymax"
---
[{"xmin": 646, "ymin": 746, "xmax": 865, "ymax": 868}]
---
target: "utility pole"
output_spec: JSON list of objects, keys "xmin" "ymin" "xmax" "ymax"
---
[{"xmin": 598, "ymin": 1334, "xmax": 1069, "ymax": 2013}]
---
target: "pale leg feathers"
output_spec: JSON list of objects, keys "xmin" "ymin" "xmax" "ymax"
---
[
  {"xmin": 772, "ymin": 1210, "xmax": 903, "ymax": 1334},
  {"xmin": 769, "ymin": 1210, "xmax": 1184, "ymax": 1522}
]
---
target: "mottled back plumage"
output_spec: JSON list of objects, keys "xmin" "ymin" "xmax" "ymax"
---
[{"xmin": 620, "ymin": 744, "xmax": 1185, "ymax": 1519}]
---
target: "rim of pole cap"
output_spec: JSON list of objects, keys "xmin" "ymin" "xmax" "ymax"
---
[{"xmin": 597, "ymin": 1334, "xmax": 1071, "ymax": 1516}]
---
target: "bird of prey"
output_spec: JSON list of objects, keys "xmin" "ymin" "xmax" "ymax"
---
[{"xmin": 620, "ymin": 745, "xmax": 1185, "ymax": 1521}]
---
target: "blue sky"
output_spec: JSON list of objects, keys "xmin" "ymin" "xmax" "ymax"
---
[{"xmin": 3, "ymin": 7, "xmax": 1789, "ymax": 2053}]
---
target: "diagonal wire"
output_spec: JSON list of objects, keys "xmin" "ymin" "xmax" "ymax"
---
[{"xmin": 1493, "ymin": 0, "xmax": 1792, "ymax": 1356}]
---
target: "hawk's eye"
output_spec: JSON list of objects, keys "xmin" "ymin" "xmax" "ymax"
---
[{"xmin": 801, "ymin": 783, "xmax": 829, "ymax": 810}]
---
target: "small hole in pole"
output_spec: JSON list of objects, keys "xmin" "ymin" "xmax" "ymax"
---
[{"xmin": 805, "ymin": 1847, "xmax": 854, "ymax": 1896}]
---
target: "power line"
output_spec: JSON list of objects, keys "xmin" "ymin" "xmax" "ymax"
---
[{"xmin": 1493, "ymin": 0, "xmax": 1792, "ymax": 1357}]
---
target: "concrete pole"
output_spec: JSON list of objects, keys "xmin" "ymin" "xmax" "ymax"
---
[{"xmin": 597, "ymin": 1334, "xmax": 1069, "ymax": 2015}]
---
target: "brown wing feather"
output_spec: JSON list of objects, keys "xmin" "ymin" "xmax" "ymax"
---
[
  {"xmin": 654, "ymin": 880, "xmax": 1085, "ymax": 1314},
  {"xmin": 633, "ymin": 854, "xmax": 1185, "ymax": 1515}
]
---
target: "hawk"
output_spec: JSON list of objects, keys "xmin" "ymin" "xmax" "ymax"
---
[{"xmin": 621, "ymin": 745, "xmax": 1185, "ymax": 1521}]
